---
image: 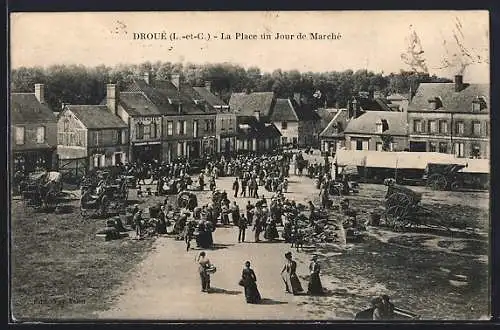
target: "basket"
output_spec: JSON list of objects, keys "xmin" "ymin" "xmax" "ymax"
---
[{"xmin": 206, "ymin": 265, "xmax": 217, "ymax": 274}]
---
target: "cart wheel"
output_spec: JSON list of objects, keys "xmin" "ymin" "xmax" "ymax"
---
[
  {"xmin": 450, "ymin": 181, "xmax": 460, "ymax": 191},
  {"xmin": 384, "ymin": 205, "xmax": 408, "ymax": 230},
  {"xmin": 385, "ymin": 192, "xmax": 411, "ymax": 209},
  {"xmin": 428, "ymin": 174, "xmax": 447, "ymax": 191}
]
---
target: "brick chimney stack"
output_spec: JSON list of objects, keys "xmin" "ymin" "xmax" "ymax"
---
[
  {"xmin": 454, "ymin": 75, "xmax": 464, "ymax": 92},
  {"xmin": 35, "ymin": 84, "xmax": 45, "ymax": 104},
  {"xmin": 106, "ymin": 84, "xmax": 118, "ymax": 115}
]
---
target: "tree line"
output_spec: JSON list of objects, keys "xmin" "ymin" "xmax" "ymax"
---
[{"xmin": 11, "ymin": 61, "xmax": 452, "ymax": 111}]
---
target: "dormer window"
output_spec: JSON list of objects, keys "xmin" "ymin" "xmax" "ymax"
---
[
  {"xmin": 376, "ymin": 119, "xmax": 389, "ymax": 133},
  {"xmin": 428, "ymin": 97, "xmax": 442, "ymax": 110},
  {"xmin": 472, "ymin": 96, "xmax": 487, "ymax": 112}
]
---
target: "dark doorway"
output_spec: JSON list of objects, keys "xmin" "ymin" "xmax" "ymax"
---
[
  {"xmin": 224, "ymin": 140, "xmax": 231, "ymax": 153},
  {"xmin": 133, "ymin": 144, "xmax": 162, "ymax": 163},
  {"xmin": 409, "ymin": 141, "xmax": 427, "ymax": 152}
]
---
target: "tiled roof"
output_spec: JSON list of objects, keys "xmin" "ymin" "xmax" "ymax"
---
[
  {"xmin": 356, "ymin": 97, "xmax": 393, "ymax": 111},
  {"xmin": 192, "ymin": 87, "xmax": 227, "ymax": 107},
  {"xmin": 293, "ymin": 101, "xmax": 320, "ymax": 121},
  {"xmin": 11, "ymin": 93, "xmax": 57, "ymax": 124},
  {"xmin": 65, "ymin": 105, "xmax": 128, "ymax": 129},
  {"xmin": 344, "ymin": 111, "xmax": 407, "ymax": 136},
  {"xmin": 387, "ymin": 93, "xmax": 410, "ymax": 101},
  {"xmin": 117, "ymin": 92, "xmax": 162, "ymax": 116},
  {"xmin": 237, "ymin": 116, "xmax": 281, "ymax": 139},
  {"xmin": 319, "ymin": 109, "xmax": 349, "ymax": 138},
  {"xmin": 271, "ymin": 99, "xmax": 298, "ymax": 121},
  {"xmin": 229, "ymin": 92, "xmax": 275, "ymax": 117},
  {"xmin": 270, "ymin": 98, "xmax": 320, "ymax": 122},
  {"xmin": 121, "ymin": 79, "xmax": 216, "ymax": 116},
  {"xmin": 408, "ymin": 82, "xmax": 490, "ymax": 113},
  {"xmin": 316, "ymin": 108, "xmax": 340, "ymax": 130}
]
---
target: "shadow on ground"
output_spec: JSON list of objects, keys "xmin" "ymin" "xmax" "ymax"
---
[
  {"xmin": 259, "ymin": 298, "xmax": 288, "ymax": 305},
  {"xmin": 208, "ymin": 287, "xmax": 242, "ymax": 295}
]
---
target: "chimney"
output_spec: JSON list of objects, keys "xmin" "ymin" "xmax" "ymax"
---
[
  {"xmin": 106, "ymin": 84, "xmax": 118, "ymax": 115},
  {"xmin": 352, "ymin": 98, "xmax": 358, "ymax": 119},
  {"xmin": 171, "ymin": 74, "xmax": 181, "ymax": 89},
  {"xmin": 454, "ymin": 75, "xmax": 464, "ymax": 92},
  {"xmin": 143, "ymin": 71, "xmax": 151, "ymax": 84},
  {"xmin": 254, "ymin": 111, "xmax": 261, "ymax": 122},
  {"xmin": 205, "ymin": 81, "xmax": 212, "ymax": 92},
  {"xmin": 34, "ymin": 84, "xmax": 45, "ymax": 104}
]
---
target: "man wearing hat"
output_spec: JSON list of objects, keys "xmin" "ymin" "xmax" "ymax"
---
[{"xmin": 133, "ymin": 208, "xmax": 143, "ymax": 239}]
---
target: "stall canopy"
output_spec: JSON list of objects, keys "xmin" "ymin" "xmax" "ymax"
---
[
  {"xmin": 334, "ymin": 150, "xmax": 470, "ymax": 170},
  {"xmin": 460, "ymin": 159, "xmax": 490, "ymax": 174}
]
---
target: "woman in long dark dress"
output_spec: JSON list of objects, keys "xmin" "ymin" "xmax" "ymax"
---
[
  {"xmin": 307, "ymin": 255, "xmax": 324, "ymax": 295},
  {"xmin": 281, "ymin": 252, "xmax": 304, "ymax": 295},
  {"xmin": 241, "ymin": 261, "xmax": 261, "ymax": 304}
]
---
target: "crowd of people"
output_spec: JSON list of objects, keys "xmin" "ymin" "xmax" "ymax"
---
[{"xmin": 89, "ymin": 150, "xmax": 395, "ymax": 318}]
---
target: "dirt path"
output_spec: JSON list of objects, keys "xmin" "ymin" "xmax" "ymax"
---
[{"xmin": 97, "ymin": 176, "xmax": 321, "ymax": 320}]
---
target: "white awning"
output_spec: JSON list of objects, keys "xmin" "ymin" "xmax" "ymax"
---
[{"xmin": 461, "ymin": 159, "xmax": 490, "ymax": 174}]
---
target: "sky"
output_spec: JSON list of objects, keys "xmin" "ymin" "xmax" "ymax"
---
[{"xmin": 10, "ymin": 11, "xmax": 490, "ymax": 83}]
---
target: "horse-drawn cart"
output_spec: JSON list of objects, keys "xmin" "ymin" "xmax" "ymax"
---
[
  {"xmin": 20, "ymin": 171, "xmax": 63, "ymax": 210},
  {"xmin": 80, "ymin": 179, "xmax": 128, "ymax": 218},
  {"xmin": 382, "ymin": 183, "xmax": 449, "ymax": 232}
]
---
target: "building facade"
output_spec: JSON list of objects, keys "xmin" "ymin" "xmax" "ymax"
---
[
  {"xmin": 343, "ymin": 111, "xmax": 408, "ymax": 151},
  {"xmin": 407, "ymin": 75, "xmax": 489, "ymax": 159},
  {"xmin": 229, "ymin": 91, "xmax": 281, "ymax": 153},
  {"xmin": 270, "ymin": 95, "xmax": 321, "ymax": 148},
  {"xmin": 57, "ymin": 105, "xmax": 129, "ymax": 169},
  {"xmin": 11, "ymin": 84, "xmax": 58, "ymax": 173},
  {"xmin": 319, "ymin": 108, "xmax": 349, "ymax": 155},
  {"xmin": 192, "ymin": 82, "xmax": 236, "ymax": 154}
]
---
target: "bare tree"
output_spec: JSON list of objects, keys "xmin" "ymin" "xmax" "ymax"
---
[
  {"xmin": 400, "ymin": 25, "xmax": 429, "ymax": 74},
  {"xmin": 436, "ymin": 16, "xmax": 489, "ymax": 75}
]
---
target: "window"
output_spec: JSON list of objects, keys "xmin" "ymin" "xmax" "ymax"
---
[
  {"xmin": 282, "ymin": 137, "xmax": 288, "ymax": 145},
  {"xmin": 428, "ymin": 120, "xmax": 437, "ymax": 133},
  {"xmin": 121, "ymin": 130, "xmax": 127, "ymax": 144},
  {"xmin": 376, "ymin": 122, "xmax": 383, "ymax": 134},
  {"xmin": 455, "ymin": 121, "xmax": 465, "ymax": 135},
  {"xmin": 228, "ymin": 118, "xmax": 233, "ymax": 130},
  {"xmin": 454, "ymin": 142, "xmax": 465, "ymax": 158},
  {"xmin": 439, "ymin": 120, "xmax": 448, "ymax": 134},
  {"xmin": 472, "ymin": 121, "xmax": 481, "ymax": 136},
  {"xmin": 167, "ymin": 121, "xmax": 173, "ymax": 136},
  {"xmin": 136, "ymin": 123, "xmax": 144, "ymax": 139},
  {"xmin": 429, "ymin": 142, "xmax": 437, "ymax": 152},
  {"xmin": 205, "ymin": 120, "xmax": 210, "ymax": 131},
  {"xmin": 177, "ymin": 142, "xmax": 183, "ymax": 157},
  {"xmin": 413, "ymin": 120, "xmax": 422, "ymax": 133},
  {"xmin": 177, "ymin": 121, "xmax": 186, "ymax": 135},
  {"xmin": 63, "ymin": 118, "xmax": 70, "ymax": 131},
  {"xmin": 143, "ymin": 124, "xmax": 151, "ymax": 139},
  {"xmin": 93, "ymin": 154, "xmax": 105, "ymax": 168},
  {"xmin": 221, "ymin": 119, "xmax": 225, "ymax": 130},
  {"xmin": 376, "ymin": 142, "xmax": 383, "ymax": 151},
  {"xmin": 354, "ymin": 140, "xmax": 363, "ymax": 150},
  {"xmin": 438, "ymin": 142, "xmax": 448, "ymax": 154},
  {"xmin": 472, "ymin": 100, "xmax": 481, "ymax": 112},
  {"xmin": 15, "ymin": 127, "xmax": 25, "ymax": 145},
  {"xmin": 193, "ymin": 120, "xmax": 198, "ymax": 138},
  {"xmin": 471, "ymin": 144, "xmax": 481, "ymax": 158},
  {"xmin": 211, "ymin": 120, "xmax": 215, "ymax": 132},
  {"xmin": 94, "ymin": 131, "xmax": 101, "ymax": 146},
  {"xmin": 150, "ymin": 122, "xmax": 157, "ymax": 139},
  {"xmin": 281, "ymin": 121, "xmax": 288, "ymax": 130}
]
